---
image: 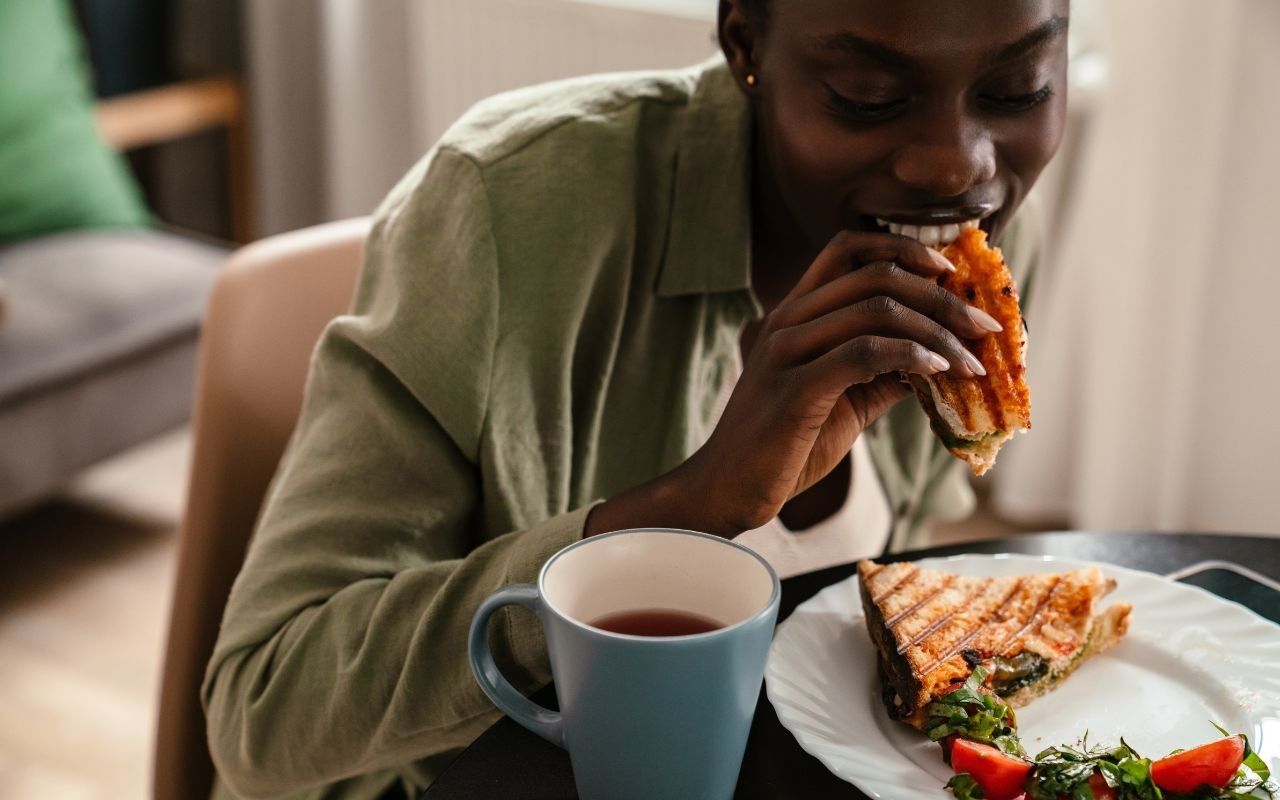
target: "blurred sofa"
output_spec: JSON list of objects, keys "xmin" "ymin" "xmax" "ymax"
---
[
  {"xmin": 0, "ymin": 0, "xmax": 238, "ymax": 516},
  {"xmin": 0, "ymin": 231, "xmax": 223, "ymax": 516}
]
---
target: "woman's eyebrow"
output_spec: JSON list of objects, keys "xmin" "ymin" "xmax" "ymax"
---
[
  {"xmin": 988, "ymin": 15, "xmax": 1069, "ymax": 66},
  {"xmin": 813, "ymin": 32, "xmax": 915, "ymax": 70},
  {"xmin": 813, "ymin": 14, "xmax": 1068, "ymax": 71}
]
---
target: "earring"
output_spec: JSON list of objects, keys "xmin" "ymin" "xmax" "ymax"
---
[{"xmin": 745, "ymin": 73, "xmax": 757, "ymax": 87}]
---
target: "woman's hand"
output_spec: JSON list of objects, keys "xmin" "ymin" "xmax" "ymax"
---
[{"xmin": 585, "ymin": 230, "xmax": 1002, "ymax": 539}]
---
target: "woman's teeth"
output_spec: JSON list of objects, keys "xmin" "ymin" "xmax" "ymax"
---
[{"xmin": 875, "ymin": 218, "xmax": 980, "ymax": 246}]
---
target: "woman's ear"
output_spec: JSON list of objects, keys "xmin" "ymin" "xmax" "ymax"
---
[{"xmin": 717, "ymin": 0, "xmax": 761, "ymax": 94}]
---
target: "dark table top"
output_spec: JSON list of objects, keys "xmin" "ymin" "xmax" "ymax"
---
[{"xmin": 423, "ymin": 531, "xmax": 1280, "ymax": 800}]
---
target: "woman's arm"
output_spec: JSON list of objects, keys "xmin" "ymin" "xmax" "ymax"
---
[
  {"xmin": 202, "ymin": 148, "xmax": 592, "ymax": 797},
  {"xmin": 201, "ymin": 328, "xmax": 592, "ymax": 796}
]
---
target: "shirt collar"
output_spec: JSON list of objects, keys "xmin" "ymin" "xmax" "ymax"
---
[{"xmin": 655, "ymin": 55, "xmax": 754, "ymax": 297}]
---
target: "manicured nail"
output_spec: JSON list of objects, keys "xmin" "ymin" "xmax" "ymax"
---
[
  {"xmin": 969, "ymin": 306, "xmax": 1003, "ymax": 332},
  {"xmin": 963, "ymin": 350, "xmax": 987, "ymax": 376},
  {"xmin": 928, "ymin": 249, "xmax": 957, "ymax": 273},
  {"xmin": 928, "ymin": 352, "xmax": 951, "ymax": 373}
]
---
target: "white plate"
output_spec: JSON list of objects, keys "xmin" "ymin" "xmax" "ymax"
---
[{"xmin": 765, "ymin": 554, "xmax": 1280, "ymax": 799}]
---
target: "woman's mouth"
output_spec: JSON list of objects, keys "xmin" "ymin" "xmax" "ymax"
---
[
  {"xmin": 873, "ymin": 217, "xmax": 981, "ymax": 247},
  {"xmin": 861, "ymin": 203, "xmax": 1000, "ymax": 246}
]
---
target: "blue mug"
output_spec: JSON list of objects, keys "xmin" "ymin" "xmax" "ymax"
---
[{"xmin": 469, "ymin": 527, "xmax": 781, "ymax": 800}]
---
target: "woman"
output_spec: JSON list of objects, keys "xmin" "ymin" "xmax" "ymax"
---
[{"xmin": 204, "ymin": 1, "xmax": 1068, "ymax": 797}]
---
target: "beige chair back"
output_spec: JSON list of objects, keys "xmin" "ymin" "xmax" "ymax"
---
[{"xmin": 153, "ymin": 217, "xmax": 371, "ymax": 800}]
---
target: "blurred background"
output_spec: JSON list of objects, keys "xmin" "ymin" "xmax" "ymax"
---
[{"xmin": 1, "ymin": 0, "xmax": 1276, "ymax": 796}]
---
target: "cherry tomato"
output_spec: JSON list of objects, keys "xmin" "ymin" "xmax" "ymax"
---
[
  {"xmin": 1086, "ymin": 771, "xmax": 1117, "ymax": 800},
  {"xmin": 951, "ymin": 739, "xmax": 1033, "ymax": 800},
  {"xmin": 1150, "ymin": 736, "xmax": 1246, "ymax": 793}
]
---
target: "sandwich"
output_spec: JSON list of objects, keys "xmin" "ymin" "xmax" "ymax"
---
[
  {"xmin": 910, "ymin": 228, "xmax": 1031, "ymax": 475},
  {"xmin": 856, "ymin": 559, "xmax": 1132, "ymax": 730}
]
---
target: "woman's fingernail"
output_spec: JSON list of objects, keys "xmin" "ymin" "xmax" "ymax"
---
[
  {"xmin": 963, "ymin": 350, "xmax": 987, "ymax": 376},
  {"xmin": 928, "ymin": 352, "xmax": 951, "ymax": 373},
  {"xmin": 969, "ymin": 306, "xmax": 1003, "ymax": 332},
  {"xmin": 928, "ymin": 250, "xmax": 957, "ymax": 273}
]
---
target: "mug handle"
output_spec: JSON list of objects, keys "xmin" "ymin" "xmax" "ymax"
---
[{"xmin": 468, "ymin": 583, "xmax": 565, "ymax": 748}]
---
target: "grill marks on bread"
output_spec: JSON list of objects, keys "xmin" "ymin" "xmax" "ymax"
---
[
  {"xmin": 936, "ymin": 229, "xmax": 1030, "ymax": 436},
  {"xmin": 857, "ymin": 560, "xmax": 1124, "ymax": 725},
  {"xmin": 867, "ymin": 565, "xmax": 1071, "ymax": 676},
  {"xmin": 909, "ymin": 228, "xmax": 1032, "ymax": 475}
]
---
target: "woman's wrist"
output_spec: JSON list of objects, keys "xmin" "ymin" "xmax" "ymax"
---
[{"xmin": 583, "ymin": 462, "xmax": 744, "ymax": 539}]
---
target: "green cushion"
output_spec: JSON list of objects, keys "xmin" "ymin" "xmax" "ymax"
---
[{"xmin": 0, "ymin": 0, "xmax": 150, "ymax": 242}]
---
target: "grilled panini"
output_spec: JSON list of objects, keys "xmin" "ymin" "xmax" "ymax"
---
[
  {"xmin": 910, "ymin": 228, "xmax": 1031, "ymax": 475},
  {"xmin": 856, "ymin": 559, "xmax": 1131, "ymax": 729}
]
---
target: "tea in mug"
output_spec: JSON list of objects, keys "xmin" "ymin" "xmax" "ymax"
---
[{"xmin": 588, "ymin": 609, "xmax": 724, "ymax": 637}]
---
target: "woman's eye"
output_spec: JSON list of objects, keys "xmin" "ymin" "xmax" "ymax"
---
[
  {"xmin": 824, "ymin": 86, "xmax": 907, "ymax": 122},
  {"xmin": 981, "ymin": 85, "xmax": 1055, "ymax": 113}
]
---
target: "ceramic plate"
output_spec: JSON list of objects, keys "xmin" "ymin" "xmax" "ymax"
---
[{"xmin": 765, "ymin": 554, "xmax": 1280, "ymax": 799}]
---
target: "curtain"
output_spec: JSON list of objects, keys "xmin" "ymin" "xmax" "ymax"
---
[
  {"xmin": 993, "ymin": 0, "xmax": 1280, "ymax": 535},
  {"xmin": 244, "ymin": 0, "xmax": 718, "ymax": 236},
  {"xmin": 243, "ymin": 0, "xmax": 429, "ymax": 234}
]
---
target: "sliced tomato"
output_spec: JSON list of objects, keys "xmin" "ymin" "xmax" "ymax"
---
[
  {"xmin": 951, "ymin": 739, "xmax": 1033, "ymax": 800},
  {"xmin": 1086, "ymin": 771, "xmax": 1117, "ymax": 800},
  {"xmin": 1150, "ymin": 736, "xmax": 1246, "ymax": 793}
]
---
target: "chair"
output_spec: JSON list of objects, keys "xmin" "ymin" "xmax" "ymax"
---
[
  {"xmin": 153, "ymin": 217, "xmax": 371, "ymax": 800},
  {"xmin": 94, "ymin": 76, "xmax": 254, "ymax": 243}
]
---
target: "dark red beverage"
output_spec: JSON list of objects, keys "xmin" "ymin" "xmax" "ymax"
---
[{"xmin": 588, "ymin": 608, "xmax": 724, "ymax": 637}]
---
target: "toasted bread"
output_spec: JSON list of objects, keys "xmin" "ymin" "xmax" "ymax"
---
[
  {"xmin": 857, "ymin": 559, "xmax": 1131, "ymax": 729},
  {"xmin": 910, "ymin": 229, "xmax": 1031, "ymax": 475}
]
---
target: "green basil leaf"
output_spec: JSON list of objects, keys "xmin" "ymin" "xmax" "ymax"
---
[
  {"xmin": 1243, "ymin": 746, "xmax": 1271, "ymax": 783},
  {"xmin": 946, "ymin": 772, "xmax": 987, "ymax": 800},
  {"xmin": 1097, "ymin": 760, "xmax": 1122, "ymax": 785},
  {"xmin": 1027, "ymin": 760, "xmax": 1094, "ymax": 799},
  {"xmin": 921, "ymin": 669, "xmax": 1023, "ymax": 757},
  {"xmin": 1118, "ymin": 738, "xmax": 1145, "ymax": 760}
]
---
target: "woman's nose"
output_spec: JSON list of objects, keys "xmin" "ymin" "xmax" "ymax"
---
[{"xmin": 891, "ymin": 122, "xmax": 997, "ymax": 198}]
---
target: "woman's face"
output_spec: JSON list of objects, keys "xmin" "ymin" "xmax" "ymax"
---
[{"xmin": 724, "ymin": 0, "xmax": 1070, "ymax": 250}]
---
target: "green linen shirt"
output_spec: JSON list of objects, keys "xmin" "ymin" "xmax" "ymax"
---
[{"xmin": 203, "ymin": 55, "xmax": 1040, "ymax": 800}]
